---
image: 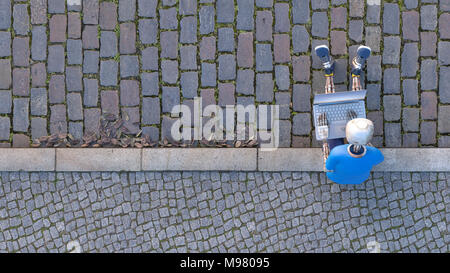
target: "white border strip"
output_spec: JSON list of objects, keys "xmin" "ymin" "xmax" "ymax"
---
[
  {"xmin": 373, "ymin": 148, "xmax": 450, "ymax": 172},
  {"xmin": 142, "ymin": 148, "xmax": 257, "ymax": 171},
  {"xmin": 0, "ymin": 148, "xmax": 449, "ymax": 172},
  {"xmin": 258, "ymin": 148, "xmax": 323, "ymax": 171},
  {"xmin": 56, "ymin": 148, "xmax": 141, "ymax": 171},
  {"xmin": 258, "ymin": 148, "xmax": 450, "ymax": 172},
  {"xmin": 0, "ymin": 148, "xmax": 55, "ymax": 171}
]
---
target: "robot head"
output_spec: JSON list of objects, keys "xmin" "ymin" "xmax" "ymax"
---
[{"xmin": 346, "ymin": 118, "xmax": 374, "ymax": 146}]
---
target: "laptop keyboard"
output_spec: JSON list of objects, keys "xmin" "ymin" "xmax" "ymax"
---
[{"xmin": 314, "ymin": 101, "xmax": 366, "ymax": 123}]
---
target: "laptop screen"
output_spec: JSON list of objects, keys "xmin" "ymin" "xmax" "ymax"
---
[{"xmin": 313, "ymin": 90, "xmax": 367, "ymax": 105}]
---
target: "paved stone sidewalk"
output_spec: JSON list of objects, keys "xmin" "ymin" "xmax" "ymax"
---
[
  {"xmin": 0, "ymin": 0, "xmax": 450, "ymax": 147},
  {"xmin": 0, "ymin": 171, "xmax": 448, "ymax": 253}
]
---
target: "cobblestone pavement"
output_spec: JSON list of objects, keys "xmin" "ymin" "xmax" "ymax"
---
[
  {"xmin": 0, "ymin": 0, "xmax": 449, "ymax": 147},
  {"xmin": 0, "ymin": 171, "xmax": 448, "ymax": 253}
]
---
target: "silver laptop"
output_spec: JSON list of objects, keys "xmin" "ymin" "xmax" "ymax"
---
[{"xmin": 313, "ymin": 90, "xmax": 367, "ymax": 140}]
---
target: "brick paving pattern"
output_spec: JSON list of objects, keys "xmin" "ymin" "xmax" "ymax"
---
[
  {"xmin": 0, "ymin": 0, "xmax": 450, "ymax": 147},
  {"xmin": 0, "ymin": 171, "xmax": 448, "ymax": 253}
]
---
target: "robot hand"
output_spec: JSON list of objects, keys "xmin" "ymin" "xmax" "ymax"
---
[
  {"xmin": 347, "ymin": 109, "xmax": 357, "ymax": 121},
  {"xmin": 317, "ymin": 113, "xmax": 329, "ymax": 140}
]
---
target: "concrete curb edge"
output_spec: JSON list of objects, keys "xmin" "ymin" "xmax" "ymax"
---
[{"xmin": 0, "ymin": 148, "xmax": 449, "ymax": 172}]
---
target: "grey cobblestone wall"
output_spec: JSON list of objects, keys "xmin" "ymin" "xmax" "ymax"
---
[
  {"xmin": 0, "ymin": 0, "xmax": 449, "ymax": 147},
  {"xmin": 0, "ymin": 171, "xmax": 448, "ymax": 253}
]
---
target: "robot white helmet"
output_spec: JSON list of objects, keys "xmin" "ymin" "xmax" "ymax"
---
[{"xmin": 346, "ymin": 118, "xmax": 374, "ymax": 146}]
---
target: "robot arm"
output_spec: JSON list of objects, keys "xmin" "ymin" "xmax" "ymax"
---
[{"xmin": 322, "ymin": 142, "xmax": 334, "ymax": 173}]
